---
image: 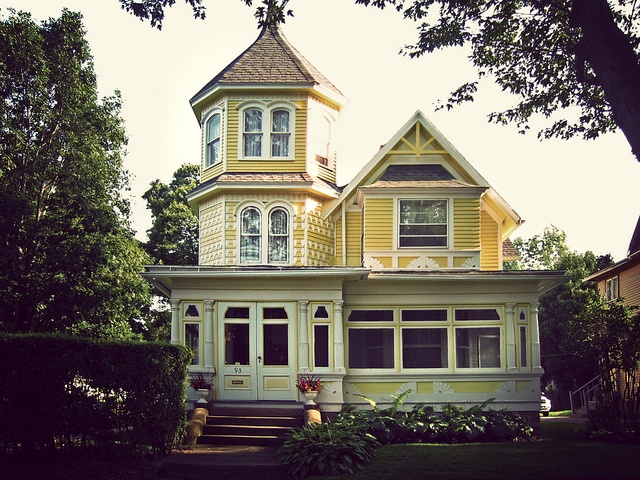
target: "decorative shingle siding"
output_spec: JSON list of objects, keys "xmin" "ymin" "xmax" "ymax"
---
[
  {"xmin": 305, "ymin": 200, "xmax": 334, "ymax": 266},
  {"xmin": 334, "ymin": 218, "xmax": 343, "ymax": 265},
  {"xmin": 480, "ymin": 209, "xmax": 500, "ymax": 270},
  {"xmin": 200, "ymin": 198, "xmax": 225, "ymax": 265},
  {"xmin": 454, "ymin": 198, "xmax": 481, "ymax": 250},
  {"xmin": 364, "ymin": 198, "xmax": 394, "ymax": 251}
]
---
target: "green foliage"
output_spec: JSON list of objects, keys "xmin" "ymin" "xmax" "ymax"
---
[
  {"xmin": 335, "ymin": 392, "xmax": 532, "ymax": 445},
  {"xmin": 143, "ymin": 163, "xmax": 199, "ymax": 266},
  {"xmin": 0, "ymin": 9, "xmax": 152, "ymax": 338},
  {"xmin": 0, "ymin": 333, "xmax": 191, "ymax": 457},
  {"xmin": 277, "ymin": 422, "xmax": 379, "ymax": 479}
]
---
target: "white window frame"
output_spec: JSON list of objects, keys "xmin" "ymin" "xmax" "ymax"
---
[
  {"xmin": 236, "ymin": 201, "xmax": 293, "ymax": 265},
  {"xmin": 605, "ymin": 276, "xmax": 619, "ymax": 301},
  {"xmin": 238, "ymin": 101, "xmax": 296, "ymax": 160},
  {"xmin": 397, "ymin": 198, "xmax": 450, "ymax": 249},
  {"xmin": 204, "ymin": 110, "xmax": 222, "ymax": 168}
]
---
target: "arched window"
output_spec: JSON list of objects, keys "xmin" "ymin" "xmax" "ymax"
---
[
  {"xmin": 240, "ymin": 207, "xmax": 261, "ymax": 263},
  {"xmin": 243, "ymin": 108, "xmax": 263, "ymax": 157},
  {"xmin": 271, "ymin": 109, "xmax": 290, "ymax": 157},
  {"xmin": 205, "ymin": 113, "xmax": 221, "ymax": 167},
  {"xmin": 268, "ymin": 208, "xmax": 289, "ymax": 263}
]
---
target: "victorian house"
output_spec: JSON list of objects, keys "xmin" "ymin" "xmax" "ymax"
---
[{"xmin": 142, "ymin": 24, "xmax": 564, "ymax": 423}]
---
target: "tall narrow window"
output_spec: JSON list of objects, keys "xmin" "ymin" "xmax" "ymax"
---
[
  {"xmin": 243, "ymin": 108, "xmax": 263, "ymax": 157},
  {"xmin": 268, "ymin": 208, "xmax": 289, "ymax": 263},
  {"xmin": 205, "ymin": 113, "xmax": 221, "ymax": 167},
  {"xmin": 271, "ymin": 109, "xmax": 290, "ymax": 157},
  {"xmin": 240, "ymin": 207, "xmax": 261, "ymax": 263},
  {"xmin": 398, "ymin": 199, "xmax": 448, "ymax": 247}
]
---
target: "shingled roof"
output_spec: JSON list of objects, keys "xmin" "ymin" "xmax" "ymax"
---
[
  {"xmin": 190, "ymin": 24, "xmax": 343, "ymax": 105},
  {"xmin": 364, "ymin": 164, "xmax": 479, "ymax": 189}
]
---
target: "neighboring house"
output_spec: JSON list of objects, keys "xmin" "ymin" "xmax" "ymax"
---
[
  {"xmin": 142, "ymin": 24, "xmax": 564, "ymax": 424},
  {"xmin": 585, "ymin": 216, "xmax": 640, "ymax": 306}
]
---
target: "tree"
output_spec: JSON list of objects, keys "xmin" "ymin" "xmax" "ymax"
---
[
  {"xmin": 506, "ymin": 226, "xmax": 615, "ymax": 409},
  {"xmin": 143, "ymin": 163, "xmax": 199, "ymax": 266},
  {"xmin": 0, "ymin": 10, "xmax": 152, "ymax": 339}
]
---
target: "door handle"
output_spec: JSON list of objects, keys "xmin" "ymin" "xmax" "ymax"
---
[{"xmin": 258, "ymin": 355, "xmax": 262, "ymax": 364}]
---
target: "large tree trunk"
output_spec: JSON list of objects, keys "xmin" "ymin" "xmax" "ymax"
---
[{"xmin": 570, "ymin": 0, "xmax": 640, "ymax": 160}]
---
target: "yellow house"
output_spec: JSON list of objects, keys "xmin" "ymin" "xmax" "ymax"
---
[{"xmin": 143, "ymin": 24, "xmax": 564, "ymax": 424}]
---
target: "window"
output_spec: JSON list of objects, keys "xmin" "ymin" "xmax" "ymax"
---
[
  {"xmin": 455, "ymin": 327, "xmax": 501, "ymax": 368},
  {"xmin": 314, "ymin": 324, "xmax": 329, "ymax": 368},
  {"xmin": 240, "ymin": 103, "xmax": 295, "ymax": 159},
  {"xmin": 240, "ymin": 207, "xmax": 262, "ymax": 263},
  {"xmin": 520, "ymin": 326, "xmax": 528, "ymax": 368},
  {"xmin": 402, "ymin": 328, "xmax": 448, "ymax": 368},
  {"xmin": 205, "ymin": 113, "xmax": 221, "ymax": 167},
  {"xmin": 185, "ymin": 323, "xmax": 201, "ymax": 366},
  {"xmin": 243, "ymin": 108, "xmax": 263, "ymax": 157},
  {"xmin": 605, "ymin": 276, "xmax": 619, "ymax": 301},
  {"xmin": 239, "ymin": 204, "xmax": 291, "ymax": 264},
  {"xmin": 271, "ymin": 110, "xmax": 290, "ymax": 157},
  {"xmin": 349, "ymin": 329, "xmax": 395, "ymax": 369},
  {"xmin": 398, "ymin": 199, "xmax": 448, "ymax": 247}
]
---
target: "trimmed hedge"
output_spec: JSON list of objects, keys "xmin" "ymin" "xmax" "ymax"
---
[{"xmin": 0, "ymin": 333, "xmax": 191, "ymax": 457}]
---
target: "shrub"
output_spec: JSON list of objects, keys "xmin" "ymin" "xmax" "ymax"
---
[{"xmin": 277, "ymin": 422, "xmax": 379, "ymax": 479}]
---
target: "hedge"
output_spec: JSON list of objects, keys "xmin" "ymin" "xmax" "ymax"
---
[{"xmin": 0, "ymin": 333, "xmax": 191, "ymax": 457}]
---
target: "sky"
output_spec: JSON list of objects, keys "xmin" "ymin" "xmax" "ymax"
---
[{"xmin": 3, "ymin": 0, "xmax": 639, "ymax": 261}]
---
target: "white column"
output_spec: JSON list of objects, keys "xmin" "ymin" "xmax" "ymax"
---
[
  {"xmin": 170, "ymin": 299, "xmax": 180, "ymax": 345},
  {"xmin": 505, "ymin": 303, "xmax": 518, "ymax": 371},
  {"xmin": 334, "ymin": 300, "xmax": 345, "ymax": 373},
  {"xmin": 298, "ymin": 301, "xmax": 310, "ymax": 373},
  {"xmin": 204, "ymin": 300, "xmax": 215, "ymax": 369},
  {"xmin": 530, "ymin": 303, "xmax": 543, "ymax": 372}
]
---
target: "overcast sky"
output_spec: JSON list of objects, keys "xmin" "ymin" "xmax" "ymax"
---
[{"xmin": 4, "ymin": 0, "xmax": 639, "ymax": 261}]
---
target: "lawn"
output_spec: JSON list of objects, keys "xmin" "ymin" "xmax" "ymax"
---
[{"xmin": 306, "ymin": 420, "xmax": 640, "ymax": 480}]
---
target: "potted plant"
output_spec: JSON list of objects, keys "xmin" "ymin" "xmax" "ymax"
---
[
  {"xmin": 189, "ymin": 372, "xmax": 213, "ymax": 403},
  {"xmin": 296, "ymin": 374, "xmax": 322, "ymax": 405}
]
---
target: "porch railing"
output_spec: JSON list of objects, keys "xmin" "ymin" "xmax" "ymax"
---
[{"xmin": 570, "ymin": 375, "xmax": 600, "ymax": 415}]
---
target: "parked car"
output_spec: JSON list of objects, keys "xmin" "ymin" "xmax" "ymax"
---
[{"xmin": 540, "ymin": 394, "xmax": 551, "ymax": 416}]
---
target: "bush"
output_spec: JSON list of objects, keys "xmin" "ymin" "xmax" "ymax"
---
[
  {"xmin": 335, "ymin": 391, "xmax": 533, "ymax": 445},
  {"xmin": 277, "ymin": 422, "xmax": 379, "ymax": 479},
  {"xmin": 0, "ymin": 333, "xmax": 191, "ymax": 457}
]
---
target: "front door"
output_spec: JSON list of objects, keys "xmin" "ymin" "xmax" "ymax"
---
[{"xmin": 218, "ymin": 302, "xmax": 296, "ymax": 401}]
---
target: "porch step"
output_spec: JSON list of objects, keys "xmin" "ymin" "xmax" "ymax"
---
[{"xmin": 196, "ymin": 403, "xmax": 304, "ymax": 447}]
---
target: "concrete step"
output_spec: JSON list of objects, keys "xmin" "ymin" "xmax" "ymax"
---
[
  {"xmin": 203, "ymin": 423, "xmax": 294, "ymax": 437},
  {"xmin": 207, "ymin": 414, "xmax": 301, "ymax": 427},
  {"xmin": 197, "ymin": 433, "xmax": 286, "ymax": 447}
]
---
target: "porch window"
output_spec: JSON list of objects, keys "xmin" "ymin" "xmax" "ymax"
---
[
  {"xmin": 398, "ymin": 199, "xmax": 448, "ymax": 248},
  {"xmin": 455, "ymin": 327, "xmax": 501, "ymax": 368},
  {"xmin": 520, "ymin": 326, "xmax": 528, "ymax": 368},
  {"xmin": 402, "ymin": 328, "xmax": 448, "ymax": 368},
  {"xmin": 348, "ymin": 329, "xmax": 395, "ymax": 369},
  {"xmin": 314, "ymin": 324, "xmax": 330, "ymax": 368},
  {"xmin": 185, "ymin": 323, "xmax": 201, "ymax": 366}
]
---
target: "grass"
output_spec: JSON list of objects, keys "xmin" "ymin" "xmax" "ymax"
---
[{"xmin": 305, "ymin": 420, "xmax": 640, "ymax": 480}]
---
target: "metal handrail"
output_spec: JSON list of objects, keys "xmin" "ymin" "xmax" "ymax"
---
[{"xmin": 569, "ymin": 375, "xmax": 599, "ymax": 413}]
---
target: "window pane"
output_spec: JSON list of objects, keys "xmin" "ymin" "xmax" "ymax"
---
[
  {"xmin": 225, "ymin": 307, "xmax": 250, "ymax": 319},
  {"xmin": 263, "ymin": 307, "xmax": 288, "ymax": 319},
  {"xmin": 455, "ymin": 327, "xmax": 500, "ymax": 368},
  {"xmin": 244, "ymin": 109, "xmax": 262, "ymax": 131},
  {"xmin": 271, "ymin": 134, "xmax": 290, "ymax": 157},
  {"xmin": 272, "ymin": 110, "xmax": 289, "ymax": 132},
  {"xmin": 454, "ymin": 309, "xmax": 501, "ymax": 321},
  {"xmin": 185, "ymin": 323, "xmax": 200, "ymax": 365},
  {"xmin": 402, "ymin": 309, "xmax": 448, "ymax": 322},
  {"xmin": 520, "ymin": 326, "xmax": 528, "ymax": 367},
  {"xmin": 244, "ymin": 133, "xmax": 262, "ymax": 157},
  {"xmin": 348, "ymin": 329, "xmax": 394, "ymax": 368},
  {"xmin": 225, "ymin": 323, "xmax": 249, "ymax": 365},
  {"xmin": 399, "ymin": 199, "xmax": 448, "ymax": 248},
  {"xmin": 241, "ymin": 208, "xmax": 261, "ymax": 234},
  {"xmin": 348, "ymin": 310, "xmax": 394, "ymax": 322},
  {"xmin": 402, "ymin": 328, "xmax": 448, "ymax": 368},
  {"xmin": 206, "ymin": 114, "xmax": 221, "ymax": 167},
  {"xmin": 241, "ymin": 207, "xmax": 261, "ymax": 262},
  {"xmin": 269, "ymin": 209, "xmax": 288, "ymax": 234},
  {"xmin": 268, "ymin": 208, "xmax": 289, "ymax": 263},
  {"xmin": 268, "ymin": 236, "xmax": 288, "ymax": 263},
  {"xmin": 263, "ymin": 324, "xmax": 288, "ymax": 366},
  {"xmin": 314, "ymin": 325, "xmax": 329, "ymax": 368},
  {"xmin": 241, "ymin": 236, "xmax": 261, "ymax": 262}
]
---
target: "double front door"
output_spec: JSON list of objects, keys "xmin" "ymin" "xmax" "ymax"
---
[{"xmin": 218, "ymin": 302, "xmax": 296, "ymax": 401}]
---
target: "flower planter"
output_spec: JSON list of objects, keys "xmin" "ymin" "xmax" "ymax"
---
[
  {"xmin": 195, "ymin": 388, "xmax": 210, "ymax": 403},
  {"xmin": 303, "ymin": 390, "xmax": 318, "ymax": 405}
]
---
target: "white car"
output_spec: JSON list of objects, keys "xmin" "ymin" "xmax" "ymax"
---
[{"xmin": 540, "ymin": 394, "xmax": 551, "ymax": 416}]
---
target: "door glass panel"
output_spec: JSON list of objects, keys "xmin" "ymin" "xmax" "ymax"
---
[
  {"xmin": 225, "ymin": 324, "xmax": 249, "ymax": 365},
  {"xmin": 263, "ymin": 307, "xmax": 288, "ymax": 319},
  {"xmin": 263, "ymin": 324, "xmax": 288, "ymax": 365}
]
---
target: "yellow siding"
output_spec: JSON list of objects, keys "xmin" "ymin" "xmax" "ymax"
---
[
  {"xmin": 334, "ymin": 219, "xmax": 343, "ymax": 266},
  {"xmin": 345, "ymin": 210, "xmax": 363, "ymax": 267},
  {"xmin": 454, "ymin": 197, "xmax": 480, "ymax": 250},
  {"xmin": 200, "ymin": 199, "xmax": 224, "ymax": 265},
  {"xmin": 225, "ymin": 99, "xmax": 307, "ymax": 172},
  {"xmin": 225, "ymin": 200, "xmax": 239, "ymax": 265},
  {"xmin": 480, "ymin": 210, "xmax": 499, "ymax": 270},
  {"xmin": 364, "ymin": 198, "xmax": 393, "ymax": 250},
  {"xmin": 293, "ymin": 202, "xmax": 305, "ymax": 266},
  {"xmin": 306, "ymin": 202, "xmax": 334, "ymax": 266}
]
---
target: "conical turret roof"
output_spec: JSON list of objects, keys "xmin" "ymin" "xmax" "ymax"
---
[{"xmin": 190, "ymin": 24, "xmax": 344, "ymax": 111}]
